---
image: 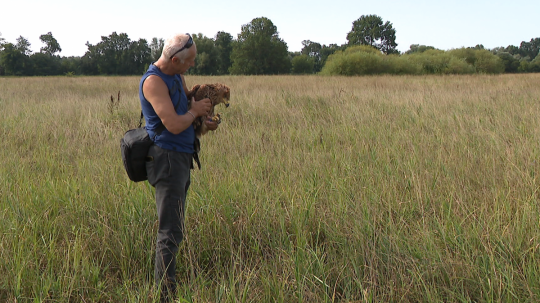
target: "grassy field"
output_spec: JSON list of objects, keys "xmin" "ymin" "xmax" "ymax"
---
[{"xmin": 1, "ymin": 74, "xmax": 540, "ymax": 302}]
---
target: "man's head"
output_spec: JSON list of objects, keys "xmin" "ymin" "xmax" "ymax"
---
[{"xmin": 162, "ymin": 33, "xmax": 197, "ymax": 74}]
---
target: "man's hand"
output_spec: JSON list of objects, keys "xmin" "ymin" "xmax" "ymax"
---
[
  {"xmin": 189, "ymin": 97, "xmax": 211, "ymax": 117},
  {"xmin": 204, "ymin": 116, "xmax": 219, "ymax": 131}
]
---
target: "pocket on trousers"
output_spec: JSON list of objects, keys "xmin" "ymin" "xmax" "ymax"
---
[{"xmin": 146, "ymin": 145, "xmax": 171, "ymax": 186}]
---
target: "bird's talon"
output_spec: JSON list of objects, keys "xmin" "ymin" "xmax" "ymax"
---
[{"xmin": 211, "ymin": 113, "xmax": 222, "ymax": 124}]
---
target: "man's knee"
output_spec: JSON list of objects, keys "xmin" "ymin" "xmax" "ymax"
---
[{"xmin": 157, "ymin": 225, "xmax": 184, "ymax": 247}]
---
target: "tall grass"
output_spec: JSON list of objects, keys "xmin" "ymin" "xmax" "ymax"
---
[{"xmin": 1, "ymin": 74, "xmax": 540, "ymax": 302}]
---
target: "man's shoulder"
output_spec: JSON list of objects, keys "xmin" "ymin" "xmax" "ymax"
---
[
  {"xmin": 143, "ymin": 74, "xmax": 167, "ymax": 89},
  {"xmin": 145, "ymin": 73, "xmax": 165, "ymax": 82},
  {"xmin": 142, "ymin": 74, "xmax": 170, "ymax": 101}
]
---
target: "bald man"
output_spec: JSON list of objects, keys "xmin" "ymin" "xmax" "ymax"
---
[{"xmin": 139, "ymin": 33, "xmax": 217, "ymax": 301}]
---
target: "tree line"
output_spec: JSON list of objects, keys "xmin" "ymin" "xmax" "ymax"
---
[{"xmin": 1, "ymin": 15, "xmax": 539, "ymax": 76}]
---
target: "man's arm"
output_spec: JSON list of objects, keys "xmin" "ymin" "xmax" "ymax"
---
[{"xmin": 143, "ymin": 75, "xmax": 211, "ymax": 135}]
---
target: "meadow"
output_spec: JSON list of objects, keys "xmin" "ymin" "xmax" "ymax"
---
[{"xmin": 1, "ymin": 74, "xmax": 540, "ymax": 302}]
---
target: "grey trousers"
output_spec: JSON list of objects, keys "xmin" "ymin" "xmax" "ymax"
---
[{"xmin": 146, "ymin": 144, "xmax": 192, "ymax": 299}]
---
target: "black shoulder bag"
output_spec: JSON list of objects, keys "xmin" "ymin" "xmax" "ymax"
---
[
  {"xmin": 120, "ymin": 115, "xmax": 154, "ymax": 182},
  {"xmin": 120, "ymin": 100, "xmax": 179, "ymax": 182}
]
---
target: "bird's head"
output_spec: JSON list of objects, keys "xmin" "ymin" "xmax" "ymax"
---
[{"xmin": 218, "ymin": 84, "xmax": 231, "ymax": 108}]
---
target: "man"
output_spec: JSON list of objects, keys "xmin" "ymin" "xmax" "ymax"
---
[{"xmin": 139, "ymin": 33, "xmax": 217, "ymax": 301}]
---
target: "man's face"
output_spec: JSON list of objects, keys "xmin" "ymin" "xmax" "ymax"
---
[{"xmin": 177, "ymin": 46, "xmax": 197, "ymax": 74}]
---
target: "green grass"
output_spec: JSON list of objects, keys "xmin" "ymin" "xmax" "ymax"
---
[{"xmin": 1, "ymin": 74, "xmax": 540, "ymax": 302}]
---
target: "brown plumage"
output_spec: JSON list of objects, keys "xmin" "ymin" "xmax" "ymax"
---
[{"xmin": 186, "ymin": 83, "xmax": 231, "ymax": 138}]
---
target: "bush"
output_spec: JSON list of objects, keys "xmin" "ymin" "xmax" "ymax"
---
[
  {"xmin": 527, "ymin": 55, "xmax": 540, "ymax": 72},
  {"xmin": 518, "ymin": 61, "xmax": 530, "ymax": 72},
  {"xmin": 408, "ymin": 50, "xmax": 452, "ymax": 74},
  {"xmin": 448, "ymin": 48, "xmax": 477, "ymax": 65},
  {"xmin": 343, "ymin": 45, "xmax": 381, "ymax": 55},
  {"xmin": 497, "ymin": 52, "xmax": 520, "ymax": 73},
  {"xmin": 319, "ymin": 45, "xmax": 506, "ymax": 76},
  {"xmin": 444, "ymin": 57, "xmax": 476, "ymax": 74},
  {"xmin": 320, "ymin": 45, "xmax": 385, "ymax": 75},
  {"xmin": 320, "ymin": 51, "xmax": 381, "ymax": 76},
  {"xmin": 384, "ymin": 55, "xmax": 422, "ymax": 75},
  {"xmin": 473, "ymin": 49, "xmax": 504, "ymax": 74},
  {"xmin": 447, "ymin": 48, "xmax": 504, "ymax": 74}
]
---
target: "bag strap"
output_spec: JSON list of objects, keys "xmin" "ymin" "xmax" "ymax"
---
[{"xmin": 138, "ymin": 111, "xmax": 144, "ymax": 128}]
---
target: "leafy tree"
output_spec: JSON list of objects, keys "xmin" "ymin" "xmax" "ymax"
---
[
  {"xmin": 230, "ymin": 17, "xmax": 290, "ymax": 75},
  {"xmin": 60, "ymin": 56, "xmax": 82, "ymax": 75},
  {"xmin": 129, "ymin": 38, "xmax": 151, "ymax": 74},
  {"xmin": 291, "ymin": 54, "xmax": 314, "ymax": 74},
  {"xmin": 0, "ymin": 43, "xmax": 31, "ymax": 75},
  {"xmin": 101, "ymin": 32, "xmax": 132, "ymax": 74},
  {"xmin": 150, "ymin": 37, "xmax": 164, "ymax": 62},
  {"xmin": 320, "ymin": 44, "xmax": 344, "ymax": 69},
  {"xmin": 505, "ymin": 45, "xmax": 520, "ymax": 55},
  {"xmin": 529, "ymin": 54, "xmax": 540, "ymax": 72},
  {"xmin": 81, "ymin": 42, "xmax": 100, "ymax": 75},
  {"xmin": 301, "ymin": 40, "xmax": 321, "ymax": 58},
  {"xmin": 39, "ymin": 32, "xmax": 62, "ymax": 55},
  {"xmin": 0, "ymin": 33, "xmax": 5, "ymax": 74},
  {"xmin": 301, "ymin": 40, "xmax": 322, "ymax": 71},
  {"xmin": 405, "ymin": 44, "xmax": 435, "ymax": 54},
  {"xmin": 83, "ymin": 32, "xmax": 151, "ymax": 75},
  {"xmin": 86, "ymin": 32, "xmax": 129, "ymax": 74},
  {"xmin": 16, "ymin": 36, "xmax": 32, "ymax": 55},
  {"xmin": 189, "ymin": 33, "xmax": 218, "ymax": 75},
  {"xmin": 0, "ymin": 32, "xmax": 5, "ymax": 51},
  {"xmin": 378, "ymin": 22, "xmax": 398, "ymax": 54},
  {"xmin": 490, "ymin": 47, "xmax": 505, "ymax": 55},
  {"xmin": 288, "ymin": 50, "xmax": 301, "ymax": 60},
  {"xmin": 214, "ymin": 31, "xmax": 233, "ymax": 75},
  {"xmin": 301, "ymin": 40, "xmax": 344, "ymax": 72},
  {"xmin": 31, "ymin": 52, "xmax": 61, "ymax": 75},
  {"xmin": 519, "ymin": 38, "xmax": 540, "ymax": 61},
  {"xmin": 346, "ymin": 15, "xmax": 398, "ymax": 54}
]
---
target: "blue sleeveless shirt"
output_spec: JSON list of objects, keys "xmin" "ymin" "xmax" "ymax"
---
[{"xmin": 139, "ymin": 63, "xmax": 195, "ymax": 153}]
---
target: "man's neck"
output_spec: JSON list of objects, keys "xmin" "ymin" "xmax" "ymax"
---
[{"xmin": 154, "ymin": 58, "xmax": 176, "ymax": 76}]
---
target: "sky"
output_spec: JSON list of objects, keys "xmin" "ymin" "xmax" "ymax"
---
[{"xmin": 1, "ymin": 0, "xmax": 539, "ymax": 57}]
